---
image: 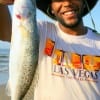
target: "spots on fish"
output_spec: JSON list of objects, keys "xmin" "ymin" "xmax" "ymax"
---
[{"xmin": 22, "ymin": 66, "xmax": 39, "ymax": 100}]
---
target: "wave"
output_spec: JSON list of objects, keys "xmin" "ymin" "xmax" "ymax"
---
[{"xmin": 0, "ymin": 41, "xmax": 10, "ymax": 73}]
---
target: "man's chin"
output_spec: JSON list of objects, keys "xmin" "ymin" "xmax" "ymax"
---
[{"xmin": 61, "ymin": 21, "xmax": 80, "ymax": 28}]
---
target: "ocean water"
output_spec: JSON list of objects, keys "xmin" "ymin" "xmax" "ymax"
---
[
  {"xmin": 0, "ymin": 41, "xmax": 10, "ymax": 84},
  {"xmin": 0, "ymin": 49, "xmax": 9, "ymax": 72}
]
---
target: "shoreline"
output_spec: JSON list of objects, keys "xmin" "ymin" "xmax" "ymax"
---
[
  {"xmin": 0, "ymin": 40, "xmax": 10, "ymax": 100},
  {"xmin": 0, "ymin": 71, "xmax": 10, "ymax": 100},
  {"xmin": 0, "ymin": 71, "xmax": 9, "ymax": 85}
]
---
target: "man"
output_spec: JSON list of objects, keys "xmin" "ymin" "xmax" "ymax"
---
[{"xmin": 0, "ymin": 0, "xmax": 100, "ymax": 100}]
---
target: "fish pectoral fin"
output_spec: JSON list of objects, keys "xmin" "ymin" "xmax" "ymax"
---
[{"xmin": 5, "ymin": 80, "xmax": 11, "ymax": 96}]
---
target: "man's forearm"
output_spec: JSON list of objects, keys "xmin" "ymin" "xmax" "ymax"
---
[
  {"xmin": 0, "ymin": 0, "xmax": 14, "ymax": 5},
  {"xmin": 0, "ymin": 4, "xmax": 12, "ymax": 41}
]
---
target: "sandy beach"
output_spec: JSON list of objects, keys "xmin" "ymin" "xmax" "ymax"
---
[
  {"xmin": 0, "ymin": 84, "xmax": 10, "ymax": 100},
  {"xmin": 0, "ymin": 71, "xmax": 10, "ymax": 100}
]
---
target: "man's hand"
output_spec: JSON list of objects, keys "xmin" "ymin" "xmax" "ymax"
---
[{"xmin": 0, "ymin": 0, "xmax": 14, "ymax": 5}]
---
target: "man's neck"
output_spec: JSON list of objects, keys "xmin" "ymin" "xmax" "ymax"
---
[{"xmin": 58, "ymin": 22, "xmax": 87, "ymax": 36}]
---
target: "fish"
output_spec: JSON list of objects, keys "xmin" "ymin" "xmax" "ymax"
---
[{"xmin": 6, "ymin": 0, "xmax": 39, "ymax": 99}]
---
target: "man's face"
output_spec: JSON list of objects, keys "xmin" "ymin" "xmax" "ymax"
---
[{"xmin": 51, "ymin": 0, "xmax": 84, "ymax": 28}]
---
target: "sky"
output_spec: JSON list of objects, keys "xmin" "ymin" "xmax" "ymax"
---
[{"xmin": 8, "ymin": 0, "xmax": 100, "ymax": 33}]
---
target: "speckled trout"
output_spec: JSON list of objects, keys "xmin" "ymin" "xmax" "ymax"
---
[{"xmin": 7, "ymin": 0, "xmax": 39, "ymax": 99}]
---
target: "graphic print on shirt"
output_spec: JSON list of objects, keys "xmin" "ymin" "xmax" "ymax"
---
[{"xmin": 44, "ymin": 38, "xmax": 100, "ymax": 82}]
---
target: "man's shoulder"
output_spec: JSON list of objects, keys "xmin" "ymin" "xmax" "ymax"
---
[
  {"xmin": 37, "ymin": 20, "xmax": 56, "ymax": 26},
  {"xmin": 88, "ymin": 27, "xmax": 100, "ymax": 35},
  {"xmin": 37, "ymin": 20, "xmax": 57, "ymax": 31},
  {"xmin": 87, "ymin": 27, "xmax": 100, "ymax": 40}
]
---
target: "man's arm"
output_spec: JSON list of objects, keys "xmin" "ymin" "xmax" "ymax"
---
[
  {"xmin": 0, "ymin": 0, "xmax": 14, "ymax": 5},
  {"xmin": 0, "ymin": 4, "xmax": 12, "ymax": 41}
]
